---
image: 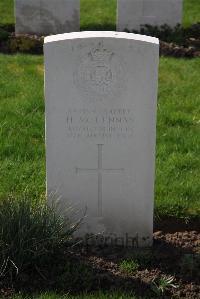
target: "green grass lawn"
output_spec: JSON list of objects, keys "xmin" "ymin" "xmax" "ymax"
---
[
  {"xmin": 0, "ymin": 54, "xmax": 200, "ymax": 219},
  {"xmin": 0, "ymin": 55, "xmax": 45, "ymax": 200},
  {"xmin": 156, "ymin": 57, "xmax": 200, "ymax": 218},
  {"xmin": 183, "ymin": 0, "xmax": 200, "ymax": 27},
  {"xmin": 0, "ymin": 0, "xmax": 14, "ymax": 26},
  {"xmin": 0, "ymin": 0, "xmax": 200, "ymax": 28},
  {"xmin": 81, "ymin": 0, "xmax": 116, "ymax": 30}
]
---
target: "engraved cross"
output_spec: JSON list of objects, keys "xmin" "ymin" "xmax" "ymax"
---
[{"xmin": 76, "ymin": 144, "xmax": 124, "ymax": 217}]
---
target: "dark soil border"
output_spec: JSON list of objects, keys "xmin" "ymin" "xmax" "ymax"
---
[
  {"xmin": 0, "ymin": 229, "xmax": 199, "ymax": 299},
  {"xmin": 0, "ymin": 23, "xmax": 200, "ymax": 58},
  {"xmin": 0, "ymin": 33, "xmax": 199, "ymax": 58},
  {"xmin": 155, "ymin": 216, "xmax": 200, "ymax": 233}
]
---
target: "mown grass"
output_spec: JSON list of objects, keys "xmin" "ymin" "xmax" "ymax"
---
[
  {"xmin": 183, "ymin": 0, "xmax": 200, "ymax": 27},
  {"xmin": 0, "ymin": 0, "xmax": 14, "ymax": 26},
  {"xmin": 156, "ymin": 57, "xmax": 200, "ymax": 218},
  {"xmin": 0, "ymin": 0, "xmax": 199, "ymax": 29},
  {"xmin": 81, "ymin": 0, "xmax": 116, "ymax": 30},
  {"xmin": 0, "ymin": 55, "xmax": 45, "ymax": 200},
  {"xmin": 0, "ymin": 54, "xmax": 200, "ymax": 219},
  {"xmin": 119, "ymin": 259, "xmax": 139, "ymax": 274}
]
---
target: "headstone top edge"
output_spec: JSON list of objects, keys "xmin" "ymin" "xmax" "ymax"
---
[{"xmin": 44, "ymin": 31, "xmax": 159, "ymax": 45}]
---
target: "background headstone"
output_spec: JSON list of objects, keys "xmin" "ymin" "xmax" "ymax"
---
[
  {"xmin": 15, "ymin": 0, "xmax": 80, "ymax": 35},
  {"xmin": 117, "ymin": 0, "xmax": 183, "ymax": 32},
  {"xmin": 44, "ymin": 31, "xmax": 159, "ymax": 247}
]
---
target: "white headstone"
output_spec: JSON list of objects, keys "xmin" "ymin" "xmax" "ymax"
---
[
  {"xmin": 44, "ymin": 31, "xmax": 159, "ymax": 247},
  {"xmin": 15, "ymin": 0, "xmax": 80, "ymax": 35},
  {"xmin": 117, "ymin": 0, "xmax": 183, "ymax": 32}
]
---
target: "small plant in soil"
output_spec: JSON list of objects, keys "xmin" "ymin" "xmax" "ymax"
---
[
  {"xmin": 119, "ymin": 259, "xmax": 139, "ymax": 274},
  {"xmin": 151, "ymin": 275, "xmax": 178, "ymax": 297}
]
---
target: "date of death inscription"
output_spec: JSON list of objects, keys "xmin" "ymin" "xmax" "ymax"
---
[{"xmin": 65, "ymin": 108, "xmax": 135, "ymax": 139}]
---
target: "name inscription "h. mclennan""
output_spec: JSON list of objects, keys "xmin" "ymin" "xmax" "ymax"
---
[{"xmin": 66, "ymin": 108, "xmax": 135, "ymax": 139}]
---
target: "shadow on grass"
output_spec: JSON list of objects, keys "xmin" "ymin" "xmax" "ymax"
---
[
  {"xmin": 81, "ymin": 23, "xmax": 116, "ymax": 31},
  {"xmin": 74, "ymin": 234, "xmax": 200, "ymax": 297},
  {"xmin": 1, "ymin": 229, "xmax": 199, "ymax": 298},
  {"xmin": 0, "ymin": 23, "xmax": 14, "ymax": 32},
  {"xmin": 38, "ymin": 237, "xmax": 200, "ymax": 296},
  {"xmin": 0, "ymin": 23, "xmax": 116, "ymax": 33},
  {"xmin": 6, "ymin": 250, "xmax": 152, "ymax": 298}
]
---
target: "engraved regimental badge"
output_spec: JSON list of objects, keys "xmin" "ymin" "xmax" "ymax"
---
[{"xmin": 74, "ymin": 41, "xmax": 126, "ymax": 102}]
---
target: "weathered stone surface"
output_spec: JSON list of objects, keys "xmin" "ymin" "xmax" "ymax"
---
[
  {"xmin": 44, "ymin": 31, "xmax": 159, "ymax": 247},
  {"xmin": 15, "ymin": 0, "xmax": 80, "ymax": 35},
  {"xmin": 117, "ymin": 0, "xmax": 183, "ymax": 31}
]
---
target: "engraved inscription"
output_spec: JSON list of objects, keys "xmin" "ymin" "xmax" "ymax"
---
[
  {"xmin": 76, "ymin": 144, "xmax": 124, "ymax": 217},
  {"xmin": 74, "ymin": 41, "xmax": 126, "ymax": 102},
  {"xmin": 66, "ymin": 108, "xmax": 135, "ymax": 139}
]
